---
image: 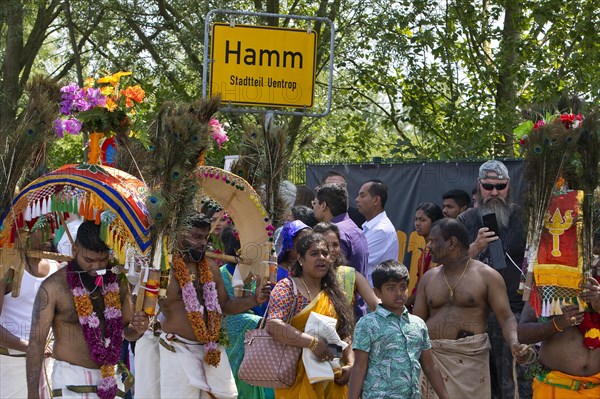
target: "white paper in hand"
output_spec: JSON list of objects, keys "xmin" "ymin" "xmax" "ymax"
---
[{"xmin": 303, "ymin": 312, "xmax": 348, "ymax": 384}]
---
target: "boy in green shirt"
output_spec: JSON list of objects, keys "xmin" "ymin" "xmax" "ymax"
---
[{"xmin": 348, "ymin": 260, "xmax": 450, "ymax": 399}]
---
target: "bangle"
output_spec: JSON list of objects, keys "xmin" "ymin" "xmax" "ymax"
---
[
  {"xmin": 551, "ymin": 318, "xmax": 563, "ymax": 332},
  {"xmin": 308, "ymin": 336, "xmax": 319, "ymax": 351}
]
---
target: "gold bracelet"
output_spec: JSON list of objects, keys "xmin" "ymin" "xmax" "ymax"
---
[
  {"xmin": 551, "ymin": 318, "xmax": 563, "ymax": 332},
  {"xmin": 308, "ymin": 336, "xmax": 319, "ymax": 351}
]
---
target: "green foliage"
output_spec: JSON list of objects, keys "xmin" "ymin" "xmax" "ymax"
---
[
  {"xmin": 48, "ymin": 134, "xmax": 84, "ymax": 169},
  {"xmin": 3, "ymin": 0, "xmax": 600, "ymax": 178}
]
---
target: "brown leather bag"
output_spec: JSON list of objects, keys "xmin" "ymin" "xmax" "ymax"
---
[{"xmin": 238, "ymin": 278, "xmax": 302, "ymax": 388}]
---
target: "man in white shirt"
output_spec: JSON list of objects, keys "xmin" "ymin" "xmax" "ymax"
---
[{"xmin": 355, "ymin": 180, "xmax": 399, "ymax": 285}]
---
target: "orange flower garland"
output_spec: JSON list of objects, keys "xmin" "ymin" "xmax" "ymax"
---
[
  {"xmin": 172, "ymin": 253, "xmax": 222, "ymax": 366},
  {"xmin": 67, "ymin": 261, "xmax": 123, "ymax": 399}
]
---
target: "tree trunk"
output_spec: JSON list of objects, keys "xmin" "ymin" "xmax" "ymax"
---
[
  {"xmin": 1, "ymin": 0, "xmax": 23, "ymax": 131},
  {"xmin": 495, "ymin": 0, "xmax": 521, "ymax": 156}
]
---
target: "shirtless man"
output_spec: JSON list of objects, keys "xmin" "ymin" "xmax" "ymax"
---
[
  {"xmin": 414, "ymin": 218, "xmax": 526, "ymax": 398},
  {"xmin": 157, "ymin": 212, "xmax": 271, "ymax": 399},
  {"xmin": 518, "ymin": 276, "xmax": 600, "ymax": 398},
  {"xmin": 1, "ymin": 228, "xmax": 58, "ymax": 398},
  {"xmin": 26, "ymin": 221, "xmax": 149, "ymax": 399}
]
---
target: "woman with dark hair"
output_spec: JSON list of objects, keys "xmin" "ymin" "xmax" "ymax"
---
[
  {"xmin": 407, "ymin": 202, "xmax": 444, "ymax": 310},
  {"xmin": 313, "ymin": 222, "xmax": 380, "ymax": 312},
  {"xmin": 415, "ymin": 202, "xmax": 444, "ymax": 245},
  {"xmin": 266, "ymin": 233, "xmax": 354, "ymax": 398},
  {"xmin": 276, "ymin": 220, "xmax": 312, "ymax": 280}
]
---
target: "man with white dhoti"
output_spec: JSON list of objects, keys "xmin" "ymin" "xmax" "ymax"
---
[
  {"xmin": 413, "ymin": 218, "xmax": 528, "ymax": 398},
  {"xmin": 0, "ymin": 228, "xmax": 58, "ymax": 398},
  {"xmin": 26, "ymin": 221, "xmax": 149, "ymax": 399},
  {"xmin": 154, "ymin": 213, "xmax": 271, "ymax": 399}
]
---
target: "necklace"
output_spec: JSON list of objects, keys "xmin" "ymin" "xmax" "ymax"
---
[
  {"xmin": 442, "ymin": 258, "xmax": 471, "ymax": 299},
  {"xmin": 66, "ymin": 261, "xmax": 122, "ymax": 399},
  {"xmin": 78, "ymin": 273, "xmax": 100, "ymax": 295},
  {"xmin": 172, "ymin": 253, "xmax": 223, "ymax": 367},
  {"xmin": 299, "ymin": 277, "xmax": 313, "ymax": 301}
]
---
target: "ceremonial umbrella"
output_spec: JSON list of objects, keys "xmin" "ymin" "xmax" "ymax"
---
[
  {"xmin": 0, "ymin": 163, "xmax": 151, "ymax": 295},
  {"xmin": 196, "ymin": 165, "xmax": 275, "ymax": 296}
]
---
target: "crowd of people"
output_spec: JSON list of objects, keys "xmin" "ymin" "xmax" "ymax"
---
[{"xmin": 1, "ymin": 160, "xmax": 600, "ymax": 399}]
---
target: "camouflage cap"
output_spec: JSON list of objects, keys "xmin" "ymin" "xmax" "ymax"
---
[{"xmin": 478, "ymin": 160, "xmax": 510, "ymax": 180}]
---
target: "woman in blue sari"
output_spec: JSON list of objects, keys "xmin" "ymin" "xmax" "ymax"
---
[{"xmin": 219, "ymin": 226, "xmax": 274, "ymax": 399}]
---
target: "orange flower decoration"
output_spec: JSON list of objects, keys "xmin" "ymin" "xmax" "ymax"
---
[{"xmin": 122, "ymin": 85, "xmax": 145, "ymax": 107}]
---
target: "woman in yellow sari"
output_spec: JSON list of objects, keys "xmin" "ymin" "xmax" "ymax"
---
[{"xmin": 266, "ymin": 233, "xmax": 354, "ymax": 399}]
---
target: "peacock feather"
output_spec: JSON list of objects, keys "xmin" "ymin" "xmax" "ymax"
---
[
  {"xmin": 0, "ymin": 76, "xmax": 60, "ymax": 220},
  {"xmin": 144, "ymin": 96, "xmax": 220, "ymax": 259},
  {"xmin": 574, "ymin": 108, "xmax": 600, "ymax": 275},
  {"xmin": 518, "ymin": 101, "xmax": 581, "ymax": 300}
]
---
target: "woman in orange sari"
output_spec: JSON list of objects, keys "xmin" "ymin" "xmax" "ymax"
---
[{"xmin": 266, "ymin": 233, "xmax": 354, "ymax": 399}]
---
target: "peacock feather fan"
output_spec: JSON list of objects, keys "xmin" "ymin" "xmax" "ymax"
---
[
  {"xmin": 574, "ymin": 108, "xmax": 600, "ymax": 275},
  {"xmin": 519, "ymin": 107, "xmax": 581, "ymax": 300},
  {"xmin": 144, "ymin": 96, "xmax": 220, "ymax": 259},
  {"xmin": 232, "ymin": 116, "xmax": 298, "ymax": 227},
  {"xmin": 0, "ymin": 75, "xmax": 61, "ymax": 220}
]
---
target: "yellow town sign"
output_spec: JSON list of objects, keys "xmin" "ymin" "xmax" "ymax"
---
[{"xmin": 210, "ymin": 23, "xmax": 317, "ymax": 108}]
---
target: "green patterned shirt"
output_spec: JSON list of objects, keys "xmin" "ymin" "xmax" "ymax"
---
[{"xmin": 353, "ymin": 304, "xmax": 431, "ymax": 399}]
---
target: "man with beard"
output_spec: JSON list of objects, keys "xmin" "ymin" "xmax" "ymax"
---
[
  {"xmin": 156, "ymin": 212, "xmax": 271, "ymax": 399},
  {"xmin": 26, "ymin": 221, "xmax": 150, "ymax": 399},
  {"xmin": 457, "ymin": 160, "xmax": 530, "ymax": 399}
]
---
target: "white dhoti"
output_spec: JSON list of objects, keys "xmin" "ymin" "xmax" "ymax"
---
[
  {"xmin": 420, "ymin": 333, "xmax": 492, "ymax": 399},
  {"xmin": 51, "ymin": 359, "xmax": 124, "ymax": 398},
  {"xmin": 133, "ymin": 331, "xmax": 161, "ymax": 399},
  {"xmin": 1, "ymin": 349, "xmax": 53, "ymax": 398},
  {"xmin": 159, "ymin": 332, "xmax": 238, "ymax": 399}
]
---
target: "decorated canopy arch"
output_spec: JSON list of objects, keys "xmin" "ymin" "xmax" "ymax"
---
[
  {"xmin": 196, "ymin": 165, "xmax": 275, "ymax": 295},
  {"xmin": 0, "ymin": 164, "xmax": 151, "ymax": 295}
]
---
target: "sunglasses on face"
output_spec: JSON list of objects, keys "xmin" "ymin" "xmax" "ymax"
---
[{"xmin": 480, "ymin": 182, "xmax": 508, "ymax": 191}]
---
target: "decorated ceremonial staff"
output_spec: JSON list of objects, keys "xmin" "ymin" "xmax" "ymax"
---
[{"xmin": 516, "ymin": 99, "xmax": 600, "ymax": 348}]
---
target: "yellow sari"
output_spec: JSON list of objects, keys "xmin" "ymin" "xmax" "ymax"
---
[{"xmin": 274, "ymin": 291, "xmax": 347, "ymax": 399}]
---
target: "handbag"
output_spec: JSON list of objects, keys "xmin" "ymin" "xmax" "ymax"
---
[{"xmin": 238, "ymin": 277, "xmax": 302, "ymax": 388}]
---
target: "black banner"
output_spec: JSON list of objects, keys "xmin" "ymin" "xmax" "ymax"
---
[{"xmin": 306, "ymin": 160, "xmax": 525, "ymax": 289}]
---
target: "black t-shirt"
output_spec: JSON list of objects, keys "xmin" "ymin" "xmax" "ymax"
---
[{"xmin": 458, "ymin": 205, "xmax": 526, "ymax": 313}]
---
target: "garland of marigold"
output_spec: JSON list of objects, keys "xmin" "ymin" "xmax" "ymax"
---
[
  {"xmin": 66, "ymin": 261, "xmax": 123, "ymax": 399},
  {"xmin": 172, "ymin": 253, "xmax": 222, "ymax": 366}
]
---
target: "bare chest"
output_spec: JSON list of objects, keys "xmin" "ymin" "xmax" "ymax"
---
[{"xmin": 426, "ymin": 273, "xmax": 487, "ymax": 310}]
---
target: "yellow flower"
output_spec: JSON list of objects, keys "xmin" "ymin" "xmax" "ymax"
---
[
  {"xmin": 101, "ymin": 86, "xmax": 114, "ymax": 97},
  {"xmin": 105, "ymin": 97, "xmax": 117, "ymax": 112},
  {"xmin": 100, "ymin": 364, "xmax": 115, "ymax": 379},
  {"xmin": 84, "ymin": 77, "xmax": 95, "ymax": 88},
  {"xmin": 97, "ymin": 71, "xmax": 132, "ymax": 86}
]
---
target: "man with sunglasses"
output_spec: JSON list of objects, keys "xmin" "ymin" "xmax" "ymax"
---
[{"xmin": 458, "ymin": 160, "xmax": 530, "ymax": 399}]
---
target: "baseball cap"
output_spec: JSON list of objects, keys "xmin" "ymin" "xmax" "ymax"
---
[{"xmin": 479, "ymin": 160, "xmax": 510, "ymax": 180}]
